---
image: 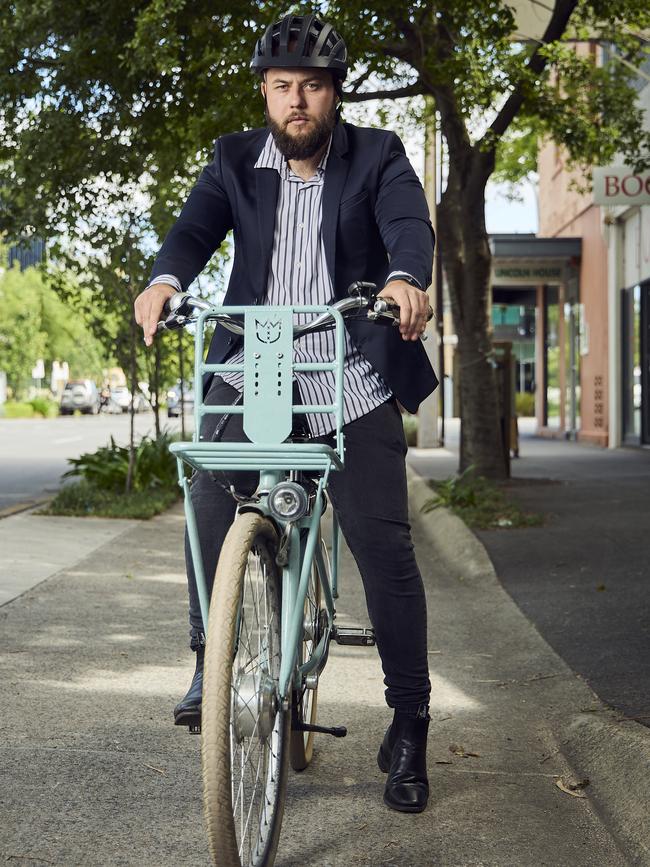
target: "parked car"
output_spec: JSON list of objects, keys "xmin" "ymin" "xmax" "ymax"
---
[
  {"xmin": 108, "ymin": 386, "xmax": 149, "ymax": 414},
  {"xmin": 60, "ymin": 380, "xmax": 100, "ymax": 415},
  {"xmin": 109, "ymin": 386, "xmax": 132, "ymax": 413},
  {"xmin": 167, "ymin": 380, "xmax": 195, "ymax": 417}
]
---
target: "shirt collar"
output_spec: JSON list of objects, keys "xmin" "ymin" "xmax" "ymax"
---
[{"xmin": 255, "ymin": 131, "xmax": 332, "ymax": 181}]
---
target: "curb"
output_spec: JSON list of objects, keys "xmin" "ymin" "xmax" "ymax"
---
[
  {"xmin": 561, "ymin": 713, "xmax": 650, "ymax": 866},
  {"xmin": 0, "ymin": 496, "xmax": 51, "ymax": 520},
  {"xmin": 407, "ymin": 465, "xmax": 650, "ymax": 866}
]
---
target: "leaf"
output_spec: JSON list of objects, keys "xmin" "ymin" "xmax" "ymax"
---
[
  {"xmin": 449, "ymin": 743, "xmax": 481, "ymax": 758},
  {"xmin": 555, "ymin": 776, "xmax": 589, "ymax": 797}
]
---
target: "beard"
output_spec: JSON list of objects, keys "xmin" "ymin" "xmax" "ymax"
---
[{"xmin": 266, "ymin": 103, "xmax": 337, "ymax": 161}]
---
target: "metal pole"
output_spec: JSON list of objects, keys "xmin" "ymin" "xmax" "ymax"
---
[{"xmin": 417, "ymin": 102, "xmax": 443, "ymax": 448}]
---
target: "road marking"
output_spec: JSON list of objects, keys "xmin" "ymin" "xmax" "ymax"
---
[{"xmin": 53, "ymin": 435, "xmax": 84, "ymax": 445}]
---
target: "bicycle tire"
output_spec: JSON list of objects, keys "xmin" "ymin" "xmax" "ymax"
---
[{"xmin": 202, "ymin": 512, "xmax": 289, "ymax": 867}]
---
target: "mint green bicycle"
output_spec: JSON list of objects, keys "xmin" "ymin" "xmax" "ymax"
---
[{"xmin": 159, "ymin": 284, "xmax": 423, "ymax": 867}]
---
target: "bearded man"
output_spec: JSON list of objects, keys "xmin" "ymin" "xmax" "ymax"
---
[{"xmin": 134, "ymin": 12, "xmax": 437, "ymax": 814}]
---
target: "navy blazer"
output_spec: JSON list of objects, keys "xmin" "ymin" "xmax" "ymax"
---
[{"xmin": 150, "ymin": 121, "xmax": 438, "ymax": 413}]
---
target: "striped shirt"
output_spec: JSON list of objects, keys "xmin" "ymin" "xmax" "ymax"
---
[{"xmin": 218, "ymin": 132, "xmax": 392, "ymax": 436}]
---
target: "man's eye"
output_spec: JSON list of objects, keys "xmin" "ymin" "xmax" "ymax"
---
[{"xmin": 305, "ymin": 83, "xmax": 320, "ymax": 90}]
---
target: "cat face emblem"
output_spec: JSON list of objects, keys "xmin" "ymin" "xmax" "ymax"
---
[{"xmin": 255, "ymin": 319, "xmax": 282, "ymax": 344}]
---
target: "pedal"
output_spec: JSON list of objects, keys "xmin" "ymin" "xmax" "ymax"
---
[
  {"xmin": 332, "ymin": 626, "xmax": 376, "ymax": 647},
  {"xmin": 174, "ymin": 710, "xmax": 201, "ymax": 734},
  {"xmin": 293, "ymin": 721, "xmax": 347, "ymax": 738}
]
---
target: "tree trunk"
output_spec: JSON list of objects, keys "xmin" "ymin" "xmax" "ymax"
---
[
  {"xmin": 438, "ymin": 151, "xmax": 506, "ymax": 480},
  {"xmin": 125, "ymin": 311, "xmax": 138, "ymax": 493},
  {"xmin": 153, "ymin": 338, "xmax": 161, "ymax": 438}
]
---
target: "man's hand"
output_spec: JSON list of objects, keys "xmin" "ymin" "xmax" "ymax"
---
[
  {"xmin": 377, "ymin": 280, "xmax": 430, "ymax": 341},
  {"xmin": 134, "ymin": 283, "xmax": 179, "ymax": 347}
]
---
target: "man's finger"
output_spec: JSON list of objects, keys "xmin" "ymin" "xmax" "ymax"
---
[
  {"xmin": 146, "ymin": 301, "xmax": 163, "ymax": 342},
  {"xmin": 399, "ymin": 298, "xmax": 412, "ymax": 335}
]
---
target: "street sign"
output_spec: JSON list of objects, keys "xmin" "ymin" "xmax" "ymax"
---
[
  {"xmin": 491, "ymin": 260, "xmax": 566, "ymax": 286},
  {"xmin": 593, "ymin": 166, "xmax": 650, "ymax": 206}
]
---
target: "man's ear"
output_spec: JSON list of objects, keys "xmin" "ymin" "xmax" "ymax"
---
[{"xmin": 260, "ymin": 80, "xmax": 267, "ymax": 99}]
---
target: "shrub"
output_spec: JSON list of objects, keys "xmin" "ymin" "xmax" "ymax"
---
[
  {"xmin": 421, "ymin": 466, "xmax": 543, "ymax": 530},
  {"xmin": 63, "ymin": 431, "xmax": 178, "ymax": 492},
  {"xmin": 29, "ymin": 396, "xmax": 58, "ymax": 418},
  {"xmin": 1, "ymin": 401, "xmax": 35, "ymax": 418},
  {"xmin": 42, "ymin": 480, "xmax": 179, "ymax": 519},
  {"xmin": 515, "ymin": 392, "xmax": 535, "ymax": 417},
  {"xmin": 402, "ymin": 413, "xmax": 418, "ymax": 446}
]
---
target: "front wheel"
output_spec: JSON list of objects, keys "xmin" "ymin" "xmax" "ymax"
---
[{"xmin": 202, "ymin": 512, "xmax": 289, "ymax": 867}]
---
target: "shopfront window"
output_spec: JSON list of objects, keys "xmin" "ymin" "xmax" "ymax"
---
[
  {"xmin": 545, "ymin": 287, "xmax": 561, "ymax": 429},
  {"xmin": 622, "ymin": 284, "xmax": 643, "ymax": 443}
]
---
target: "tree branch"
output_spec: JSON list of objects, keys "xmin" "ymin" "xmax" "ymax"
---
[
  {"xmin": 348, "ymin": 68, "xmax": 373, "ymax": 93},
  {"xmin": 344, "ymin": 83, "xmax": 424, "ymax": 102},
  {"xmin": 488, "ymin": 0, "xmax": 580, "ymax": 142}
]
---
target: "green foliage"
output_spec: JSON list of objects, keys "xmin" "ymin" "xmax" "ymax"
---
[
  {"xmin": 0, "ymin": 264, "xmax": 47, "ymax": 397},
  {"xmin": 29, "ymin": 396, "xmax": 58, "ymax": 417},
  {"xmin": 42, "ymin": 480, "xmax": 179, "ymax": 519},
  {"xmin": 63, "ymin": 432, "xmax": 178, "ymax": 493},
  {"xmin": 515, "ymin": 392, "xmax": 535, "ymax": 416},
  {"xmin": 1, "ymin": 401, "xmax": 35, "ymax": 418},
  {"xmin": 402, "ymin": 413, "xmax": 418, "ymax": 446},
  {"xmin": 2, "ymin": 0, "xmax": 650, "ymax": 478},
  {"xmin": 421, "ymin": 467, "xmax": 543, "ymax": 529},
  {"xmin": 0, "ymin": 260, "xmax": 107, "ymax": 396}
]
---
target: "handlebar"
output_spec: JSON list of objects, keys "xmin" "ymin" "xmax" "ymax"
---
[{"xmin": 156, "ymin": 281, "xmax": 434, "ymax": 340}]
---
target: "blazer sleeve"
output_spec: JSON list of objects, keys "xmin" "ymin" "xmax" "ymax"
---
[
  {"xmin": 149, "ymin": 139, "xmax": 234, "ymax": 290},
  {"xmin": 374, "ymin": 132, "xmax": 435, "ymax": 290}
]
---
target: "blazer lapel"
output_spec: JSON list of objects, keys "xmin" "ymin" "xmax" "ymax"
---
[
  {"xmin": 322, "ymin": 124, "xmax": 350, "ymax": 291},
  {"xmin": 255, "ymin": 164, "xmax": 279, "ymax": 298}
]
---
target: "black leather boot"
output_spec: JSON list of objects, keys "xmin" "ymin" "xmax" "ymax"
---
[
  {"xmin": 173, "ymin": 645, "xmax": 204, "ymax": 728},
  {"xmin": 377, "ymin": 708, "xmax": 430, "ymax": 813}
]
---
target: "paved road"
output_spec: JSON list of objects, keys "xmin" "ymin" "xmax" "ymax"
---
[{"xmin": 0, "ymin": 413, "xmax": 189, "ymax": 513}]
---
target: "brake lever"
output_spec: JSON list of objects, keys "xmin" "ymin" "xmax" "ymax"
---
[
  {"xmin": 156, "ymin": 292, "xmax": 203, "ymax": 334},
  {"xmin": 368, "ymin": 298, "xmax": 434, "ymax": 341},
  {"xmin": 156, "ymin": 314, "xmax": 193, "ymax": 334}
]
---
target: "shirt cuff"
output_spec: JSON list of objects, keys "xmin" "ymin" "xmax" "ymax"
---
[
  {"xmin": 147, "ymin": 274, "xmax": 182, "ymax": 293},
  {"xmin": 385, "ymin": 271, "xmax": 422, "ymax": 289}
]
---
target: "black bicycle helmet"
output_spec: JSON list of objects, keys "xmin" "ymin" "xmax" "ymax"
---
[{"xmin": 250, "ymin": 13, "xmax": 348, "ymax": 81}]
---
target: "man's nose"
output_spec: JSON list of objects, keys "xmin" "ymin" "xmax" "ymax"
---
[{"xmin": 289, "ymin": 85, "xmax": 307, "ymax": 108}]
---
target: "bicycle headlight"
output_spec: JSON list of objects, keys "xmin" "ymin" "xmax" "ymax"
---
[{"xmin": 268, "ymin": 482, "xmax": 309, "ymax": 522}]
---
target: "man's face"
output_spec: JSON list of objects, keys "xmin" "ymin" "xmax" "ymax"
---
[{"xmin": 262, "ymin": 67, "xmax": 338, "ymax": 160}]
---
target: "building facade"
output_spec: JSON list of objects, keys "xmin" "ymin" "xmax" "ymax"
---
[{"xmin": 538, "ymin": 67, "xmax": 650, "ymax": 448}]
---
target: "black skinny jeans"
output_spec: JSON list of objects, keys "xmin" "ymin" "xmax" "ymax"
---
[{"xmin": 185, "ymin": 376, "xmax": 431, "ymax": 712}]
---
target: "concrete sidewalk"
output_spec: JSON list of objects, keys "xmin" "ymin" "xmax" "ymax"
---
[{"xmin": 0, "ymin": 493, "xmax": 640, "ymax": 865}]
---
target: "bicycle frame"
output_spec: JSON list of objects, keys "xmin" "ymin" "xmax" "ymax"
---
[{"xmin": 170, "ymin": 303, "xmax": 347, "ymax": 704}]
